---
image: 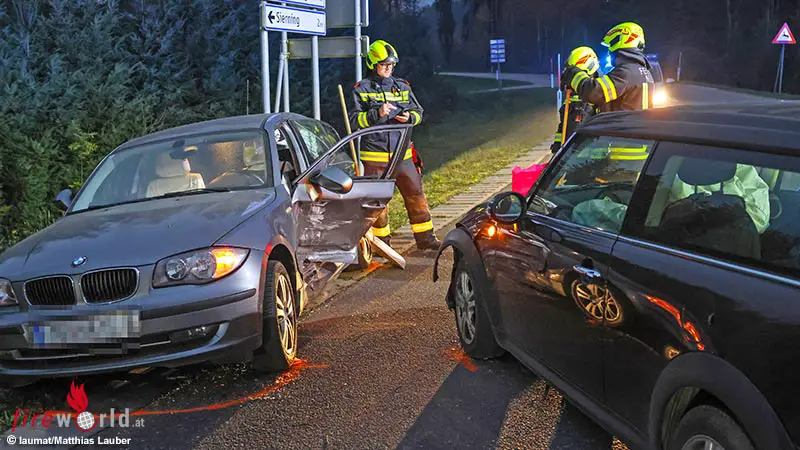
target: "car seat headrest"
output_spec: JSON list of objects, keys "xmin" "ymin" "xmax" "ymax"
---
[{"xmin": 678, "ymin": 159, "xmax": 737, "ymax": 186}]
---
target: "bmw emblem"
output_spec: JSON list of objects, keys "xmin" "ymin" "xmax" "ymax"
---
[{"xmin": 72, "ymin": 256, "xmax": 87, "ymax": 267}]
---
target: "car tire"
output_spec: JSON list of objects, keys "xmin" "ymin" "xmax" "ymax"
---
[
  {"xmin": 452, "ymin": 259, "xmax": 504, "ymax": 359},
  {"xmin": 253, "ymin": 261, "xmax": 298, "ymax": 373},
  {"xmin": 667, "ymin": 405, "xmax": 755, "ymax": 450}
]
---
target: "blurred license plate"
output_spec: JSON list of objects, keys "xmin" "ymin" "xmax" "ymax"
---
[{"xmin": 28, "ymin": 312, "xmax": 140, "ymax": 345}]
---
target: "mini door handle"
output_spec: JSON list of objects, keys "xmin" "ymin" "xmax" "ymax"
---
[{"xmin": 573, "ymin": 265, "xmax": 603, "ymax": 282}]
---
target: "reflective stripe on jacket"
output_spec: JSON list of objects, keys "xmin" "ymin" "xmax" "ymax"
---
[{"xmin": 349, "ymin": 75, "xmax": 424, "ymax": 157}]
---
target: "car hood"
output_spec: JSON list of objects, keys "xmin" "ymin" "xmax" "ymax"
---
[{"xmin": 0, "ymin": 189, "xmax": 276, "ymax": 281}]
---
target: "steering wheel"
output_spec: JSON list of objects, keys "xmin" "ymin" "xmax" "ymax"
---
[
  {"xmin": 208, "ymin": 169, "xmax": 265, "ymax": 188},
  {"xmin": 552, "ymin": 205, "xmax": 574, "ymax": 221},
  {"xmin": 595, "ymin": 184, "xmax": 633, "ymax": 204},
  {"xmin": 769, "ymin": 192, "xmax": 783, "ymax": 221}
]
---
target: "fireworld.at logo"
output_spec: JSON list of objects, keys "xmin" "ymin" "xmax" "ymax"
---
[{"xmin": 11, "ymin": 381, "xmax": 145, "ymax": 432}]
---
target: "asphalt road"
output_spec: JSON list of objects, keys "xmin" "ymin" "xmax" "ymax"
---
[
  {"xmin": 73, "ymin": 244, "xmax": 623, "ymax": 450},
  {"xmin": 1, "ymin": 237, "xmax": 625, "ymax": 450},
  {"xmin": 660, "ymin": 82, "xmax": 788, "ymax": 107}
]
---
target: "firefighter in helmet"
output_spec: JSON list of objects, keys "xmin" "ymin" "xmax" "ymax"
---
[
  {"xmin": 350, "ymin": 40, "xmax": 440, "ymax": 250},
  {"xmin": 562, "ymin": 22, "xmax": 655, "ymax": 112},
  {"xmin": 551, "ymin": 46, "xmax": 601, "ymax": 154}
]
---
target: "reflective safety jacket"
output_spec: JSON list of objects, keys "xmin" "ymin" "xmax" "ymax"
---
[
  {"xmin": 350, "ymin": 75, "xmax": 424, "ymax": 163},
  {"xmin": 551, "ymin": 91, "xmax": 598, "ymax": 153},
  {"xmin": 568, "ymin": 50, "xmax": 654, "ymax": 112}
]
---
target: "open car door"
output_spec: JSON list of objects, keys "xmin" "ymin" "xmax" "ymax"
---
[{"xmin": 291, "ymin": 124, "xmax": 412, "ymax": 290}]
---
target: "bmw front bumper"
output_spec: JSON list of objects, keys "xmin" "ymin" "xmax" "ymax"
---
[{"xmin": 0, "ymin": 253, "xmax": 266, "ymax": 379}]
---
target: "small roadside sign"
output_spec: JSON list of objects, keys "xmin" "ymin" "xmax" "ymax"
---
[
  {"xmin": 277, "ymin": 0, "xmax": 326, "ymax": 9},
  {"xmin": 326, "ymin": 0, "xmax": 369, "ymax": 28},
  {"xmin": 773, "ymin": 23, "xmax": 796, "ymax": 44},
  {"xmin": 772, "ymin": 23, "xmax": 795, "ymax": 93},
  {"xmin": 263, "ymin": 4, "xmax": 326, "ymax": 36}
]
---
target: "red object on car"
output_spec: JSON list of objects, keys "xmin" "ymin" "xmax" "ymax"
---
[{"xmin": 511, "ymin": 163, "xmax": 547, "ymax": 195}]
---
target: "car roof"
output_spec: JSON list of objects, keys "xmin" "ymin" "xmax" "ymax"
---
[
  {"xmin": 578, "ymin": 101, "xmax": 800, "ymax": 155},
  {"xmin": 116, "ymin": 113, "xmax": 305, "ymax": 151}
]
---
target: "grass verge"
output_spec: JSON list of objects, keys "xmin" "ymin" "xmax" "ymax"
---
[
  {"xmin": 387, "ymin": 87, "xmax": 557, "ymax": 231},
  {"xmin": 436, "ymin": 75, "xmax": 529, "ymax": 95}
]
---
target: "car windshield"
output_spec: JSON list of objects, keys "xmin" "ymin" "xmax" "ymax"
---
[{"xmin": 70, "ymin": 130, "xmax": 271, "ymax": 213}]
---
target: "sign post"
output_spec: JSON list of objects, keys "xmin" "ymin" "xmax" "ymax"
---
[
  {"xmin": 556, "ymin": 53, "xmax": 562, "ymax": 114},
  {"xmin": 260, "ymin": 1, "xmax": 272, "ymax": 113},
  {"xmin": 262, "ymin": 1, "xmax": 326, "ymax": 116},
  {"xmin": 772, "ymin": 22, "xmax": 796, "ymax": 94},
  {"xmin": 489, "ymin": 39, "xmax": 506, "ymax": 89}
]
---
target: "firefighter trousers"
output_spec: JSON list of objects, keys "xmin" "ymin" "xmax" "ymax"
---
[{"xmin": 364, "ymin": 157, "xmax": 435, "ymax": 245}]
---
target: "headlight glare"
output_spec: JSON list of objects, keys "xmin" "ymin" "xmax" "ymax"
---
[
  {"xmin": 154, "ymin": 247, "xmax": 249, "ymax": 287},
  {"xmin": 0, "ymin": 279, "xmax": 18, "ymax": 307},
  {"xmin": 210, "ymin": 248, "xmax": 246, "ymax": 278},
  {"xmin": 653, "ymin": 89, "xmax": 668, "ymax": 106}
]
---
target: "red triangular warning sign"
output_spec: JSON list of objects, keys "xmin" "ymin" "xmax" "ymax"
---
[{"xmin": 773, "ymin": 23, "xmax": 796, "ymax": 44}]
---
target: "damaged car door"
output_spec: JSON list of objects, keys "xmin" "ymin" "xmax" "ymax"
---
[{"xmin": 291, "ymin": 124, "xmax": 412, "ymax": 292}]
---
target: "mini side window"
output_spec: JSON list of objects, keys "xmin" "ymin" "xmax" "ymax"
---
[
  {"xmin": 528, "ymin": 135, "xmax": 654, "ymax": 234},
  {"xmin": 625, "ymin": 142, "xmax": 800, "ymax": 278}
]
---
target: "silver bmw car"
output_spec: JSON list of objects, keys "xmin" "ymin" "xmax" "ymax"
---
[{"xmin": 0, "ymin": 113, "xmax": 411, "ymax": 381}]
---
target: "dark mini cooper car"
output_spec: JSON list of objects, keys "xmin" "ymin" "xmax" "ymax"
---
[
  {"xmin": 0, "ymin": 113, "xmax": 412, "ymax": 381},
  {"xmin": 434, "ymin": 103, "xmax": 800, "ymax": 450}
]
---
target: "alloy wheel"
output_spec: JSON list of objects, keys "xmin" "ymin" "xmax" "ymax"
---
[
  {"xmin": 681, "ymin": 435, "xmax": 726, "ymax": 450},
  {"xmin": 275, "ymin": 274, "xmax": 297, "ymax": 358},
  {"xmin": 455, "ymin": 270, "xmax": 477, "ymax": 344}
]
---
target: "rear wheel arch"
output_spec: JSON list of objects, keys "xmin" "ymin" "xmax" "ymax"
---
[{"xmin": 649, "ymin": 352, "xmax": 793, "ymax": 450}]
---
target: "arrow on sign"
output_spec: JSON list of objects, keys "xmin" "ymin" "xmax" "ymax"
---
[
  {"xmin": 773, "ymin": 22, "xmax": 796, "ymax": 44},
  {"xmin": 269, "ymin": 11, "xmax": 276, "ymax": 24}
]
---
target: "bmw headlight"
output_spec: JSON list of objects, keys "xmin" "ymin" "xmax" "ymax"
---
[
  {"xmin": 153, "ymin": 247, "xmax": 250, "ymax": 288},
  {"xmin": 0, "ymin": 278, "xmax": 18, "ymax": 307}
]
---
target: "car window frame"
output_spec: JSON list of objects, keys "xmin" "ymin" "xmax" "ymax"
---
[
  {"xmin": 621, "ymin": 139, "xmax": 800, "ymax": 280},
  {"xmin": 68, "ymin": 128, "xmax": 274, "ymax": 214},
  {"xmin": 525, "ymin": 133, "xmax": 658, "ymax": 235}
]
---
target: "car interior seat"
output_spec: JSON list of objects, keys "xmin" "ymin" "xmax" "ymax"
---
[
  {"xmin": 276, "ymin": 132, "xmax": 298, "ymax": 186},
  {"xmin": 146, "ymin": 153, "xmax": 205, "ymax": 197},
  {"xmin": 658, "ymin": 159, "xmax": 761, "ymax": 260}
]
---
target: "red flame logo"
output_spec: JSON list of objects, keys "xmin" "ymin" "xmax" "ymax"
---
[{"xmin": 67, "ymin": 381, "xmax": 89, "ymax": 413}]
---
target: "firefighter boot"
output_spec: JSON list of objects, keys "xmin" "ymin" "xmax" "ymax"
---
[{"xmin": 414, "ymin": 230, "xmax": 441, "ymax": 251}]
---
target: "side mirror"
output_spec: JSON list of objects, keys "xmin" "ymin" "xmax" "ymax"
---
[
  {"xmin": 666, "ymin": 78, "xmax": 675, "ymax": 84},
  {"xmin": 55, "ymin": 188, "xmax": 73, "ymax": 210},
  {"xmin": 489, "ymin": 191, "xmax": 526, "ymax": 224},
  {"xmin": 310, "ymin": 166, "xmax": 353, "ymax": 194}
]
